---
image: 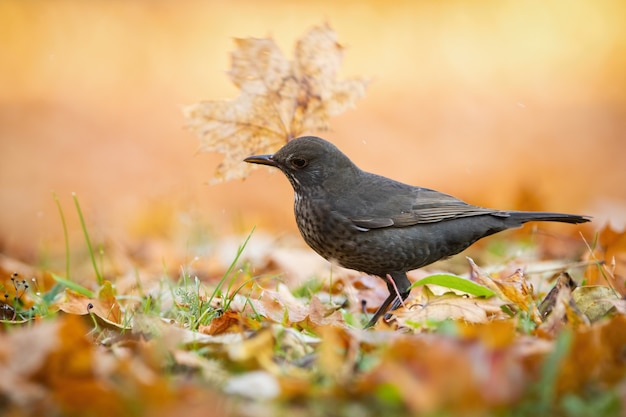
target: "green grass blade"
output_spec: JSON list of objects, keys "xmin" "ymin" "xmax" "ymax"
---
[
  {"xmin": 51, "ymin": 273, "xmax": 94, "ymax": 298},
  {"xmin": 199, "ymin": 227, "xmax": 255, "ymax": 325},
  {"xmin": 409, "ymin": 273, "xmax": 495, "ymax": 297},
  {"xmin": 535, "ymin": 329, "xmax": 573, "ymax": 414},
  {"xmin": 52, "ymin": 192, "xmax": 71, "ymax": 280},
  {"xmin": 72, "ymin": 192, "xmax": 103, "ymax": 285}
]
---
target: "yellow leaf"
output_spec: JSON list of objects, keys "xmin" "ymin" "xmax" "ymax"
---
[
  {"xmin": 227, "ymin": 328, "xmax": 277, "ymax": 372},
  {"xmin": 572, "ymin": 285, "xmax": 618, "ymax": 322},
  {"xmin": 317, "ymin": 325, "xmax": 347, "ymax": 381},
  {"xmin": 457, "ymin": 319, "xmax": 518, "ymax": 349}
]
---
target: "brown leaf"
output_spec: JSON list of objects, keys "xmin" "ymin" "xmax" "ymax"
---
[
  {"xmin": 184, "ymin": 23, "xmax": 367, "ymax": 182},
  {"xmin": 572, "ymin": 285, "xmax": 619, "ymax": 322},
  {"xmin": 56, "ymin": 288, "xmax": 127, "ymax": 329},
  {"xmin": 199, "ymin": 310, "xmax": 245, "ymax": 335},
  {"xmin": 227, "ymin": 328, "xmax": 277, "ymax": 372},
  {"xmin": 457, "ymin": 319, "xmax": 518, "ymax": 349},
  {"xmin": 584, "ymin": 224, "xmax": 626, "ymax": 295},
  {"xmin": 306, "ymin": 295, "xmax": 345, "ymax": 327},
  {"xmin": 538, "ymin": 272, "xmax": 578, "ymax": 318},
  {"xmin": 252, "ymin": 283, "xmax": 309, "ymax": 323},
  {"xmin": 38, "ymin": 315, "xmax": 126, "ymax": 417},
  {"xmin": 557, "ymin": 315, "xmax": 626, "ymax": 393},
  {"xmin": 395, "ymin": 289, "xmax": 507, "ymax": 328},
  {"xmin": 357, "ymin": 333, "xmax": 531, "ymax": 413},
  {"xmin": 469, "ymin": 259, "xmax": 541, "ymax": 323},
  {"xmin": 97, "ymin": 280, "xmax": 122, "ymax": 323},
  {"xmin": 537, "ymin": 282, "xmax": 589, "ymax": 337},
  {"xmin": 0, "ymin": 316, "xmax": 60, "ymax": 407},
  {"xmin": 317, "ymin": 325, "xmax": 351, "ymax": 382}
]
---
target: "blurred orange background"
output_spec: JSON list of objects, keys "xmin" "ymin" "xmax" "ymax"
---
[{"xmin": 1, "ymin": 0, "xmax": 625, "ymax": 263}]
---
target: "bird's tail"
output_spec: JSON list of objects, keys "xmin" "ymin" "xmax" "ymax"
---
[{"xmin": 506, "ymin": 211, "xmax": 591, "ymax": 226}]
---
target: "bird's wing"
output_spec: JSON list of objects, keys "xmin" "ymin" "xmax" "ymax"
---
[{"xmin": 345, "ymin": 183, "xmax": 507, "ymax": 230}]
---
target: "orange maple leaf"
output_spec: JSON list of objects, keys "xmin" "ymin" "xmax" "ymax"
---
[{"xmin": 183, "ymin": 23, "xmax": 368, "ymax": 182}]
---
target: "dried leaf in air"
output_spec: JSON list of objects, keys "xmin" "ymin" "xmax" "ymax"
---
[{"xmin": 183, "ymin": 23, "xmax": 368, "ymax": 182}]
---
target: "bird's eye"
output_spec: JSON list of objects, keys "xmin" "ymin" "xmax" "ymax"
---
[{"xmin": 290, "ymin": 158, "xmax": 308, "ymax": 169}]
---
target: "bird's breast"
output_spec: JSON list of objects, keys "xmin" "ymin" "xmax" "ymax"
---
[
  {"xmin": 292, "ymin": 192, "xmax": 439, "ymax": 276},
  {"xmin": 293, "ymin": 193, "xmax": 361, "ymax": 265}
]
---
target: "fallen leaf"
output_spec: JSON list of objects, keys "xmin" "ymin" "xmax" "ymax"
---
[
  {"xmin": 199, "ymin": 310, "xmax": 245, "ymax": 335},
  {"xmin": 469, "ymin": 259, "xmax": 541, "ymax": 322},
  {"xmin": 584, "ymin": 224, "xmax": 626, "ymax": 294},
  {"xmin": 317, "ymin": 325, "xmax": 354, "ymax": 383},
  {"xmin": 457, "ymin": 319, "xmax": 518, "ymax": 349},
  {"xmin": 56, "ymin": 288, "xmax": 128, "ymax": 329},
  {"xmin": 395, "ymin": 287, "xmax": 507, "ymax": 328},
  {"xmin": 305, "ymin": 295, "xmax": 346, "ymax": 327},
  {"xmin": 571, "ymin": 285, "xmax": 619, "ymax": 322},
  {"xmin": 537, "ymin": 283, "xmax": 589, "ymax": 337},
  {"xmin": 224, "ymin": 370, "xmax": 281, "ymax": 400},
  {"xmin": 171, "ymin": 349, "xmax": 228, "ymax": 385},
  {"xmin": 357, "ymin": 335, "xmax": 481, "ymax": 413},
  {"xmin": 538, "ymin": 272, "xmax": 577, "ymax": 319},
  {"xmin": 253, "ymin": 283, "xmax": 310, "ymax": 323},
  {"xmin": 227, "ymin": 327, "xmax": 277, "ymax": 371},
  {"xmin": 0, "ymin": 317, "xmax": 60, "ymax": 407},
  {"xmin": 557, "ymin": 315, "xmax": 626, "ymax": 393}
]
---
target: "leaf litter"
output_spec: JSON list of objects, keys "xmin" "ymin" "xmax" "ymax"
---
[{"xmin": 2, "ymin": 23, "xmax": 625, "ymax": 417}]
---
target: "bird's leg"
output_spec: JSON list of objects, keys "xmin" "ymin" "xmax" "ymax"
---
[
  {"xmin": 364, "ymin": 272, "xmax": 411, "ymax": 328},
  {"xmin": 384, "ymin": 273, "xmax": 408, "ymax": 310},
  {"xmin": 364, "ymin": 292, "xmax": 396, "ymax": 328}
]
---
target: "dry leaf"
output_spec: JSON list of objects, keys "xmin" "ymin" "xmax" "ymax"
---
[
  {"xmin": 357, "ymin": 335, "xmax": 480, "ymax": 413},
  {"xmin": 571, "ymin": 285, "xmax": 618, "ymax": 321},
  {"xmin": 252, "ymin": 283, "xmax": 309, "ymax": 323},
  {"xmin": 537, "ymin": 282, "xmax": 589, "ymax": 336},
  {"xmin": 584, "ymin": 223, "xmax": 626, "ymax": 295},
  {"xmin": 56, "ymin": 288, "xmax": 127, "ymax": 329},
  {"xmin": 0, "ymin": 317, "xmax": 60, "ymax": 406},
  {"xmin": 306, "ymin": 295, "xmax": 345, "ymax": 327},
  {"xmin": 469, "ymin": 259, "xmax": 541, "ymax": 323},
  {"xmin": 557, "ymin": 314, "xmax": 626, "ymax": 393},
  {"xmin": 538, "ymin": 272, "xmax": 577, "ymax": 318},
  {"xmin": 224, "ymin": 371, "xmax": 280, "ymax": 400},
  {"xmin": 227, "ymin": 327, "xmax": 276, "ymax": 371},
  {"xmin": 396, "ymin": 289, "xmax": 506, "ymax": 328},
  {"xmin": 199, "ymin": 310, "xmax": 245, "ymax": 335},
  {"xmin": 171, "ymin": 350, "xmax": 228, "ymax": 385},
  {"xmin": 317, "ymin": 325, "xmax": 357, "ymax": 385},
  {"xmin": 457, "ymin": 319, "xmax": 518, "ymax": 349},
  {"xmin": 184, "ymin": 23, "xmax": 368, "ymax": 182}
]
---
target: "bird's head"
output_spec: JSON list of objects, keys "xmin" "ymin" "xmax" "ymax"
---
[{"xmin": 244, "ymin": 136, "xmax": 358, "ymax": 191}]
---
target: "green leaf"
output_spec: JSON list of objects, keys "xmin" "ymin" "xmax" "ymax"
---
[
  {"xmin": 409, "ymin": 274, "xmax": 495, "ymax": 298},
  {"xmin": 50, "ymin": 273, "xmax": 94, "ymax": 298}
]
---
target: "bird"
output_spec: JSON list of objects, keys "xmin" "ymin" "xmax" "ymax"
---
[{"xmin": 244, "ymin": 136, "xmax": 591, "ymax": 328}]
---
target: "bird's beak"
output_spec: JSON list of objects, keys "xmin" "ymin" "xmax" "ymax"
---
[{"xmin": 244, "ymin": 154, "xmax": 277, "ymax": 167}]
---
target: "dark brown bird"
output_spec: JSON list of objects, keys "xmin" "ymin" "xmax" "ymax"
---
[{"xmin": 244, "ymin": 136, "xmax": 590, "ymax": 327}]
